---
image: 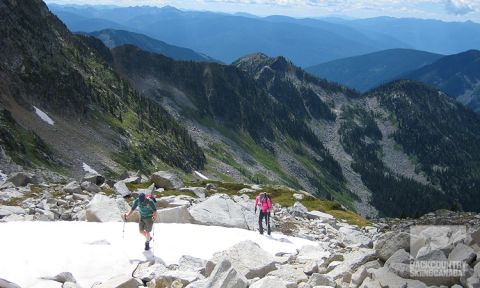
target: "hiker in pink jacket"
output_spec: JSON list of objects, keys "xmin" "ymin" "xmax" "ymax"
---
[{"xmin": 255, "ymin": 192, "xmax": 272, "ymax": 235}]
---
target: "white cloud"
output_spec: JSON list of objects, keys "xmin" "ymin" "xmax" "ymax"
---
[{"xmin": 445, "ymin": 0, "xmax": 474, "ymax": 15}]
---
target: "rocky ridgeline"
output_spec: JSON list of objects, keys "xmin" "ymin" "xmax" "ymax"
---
[{"xmin": 1, "ymin": 171, "xmax": 480, "ymax": 287}]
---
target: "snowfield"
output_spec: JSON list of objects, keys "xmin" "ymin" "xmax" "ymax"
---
[
  {"xmin": 0, "ymin": 222, "xmax": 314, "ymax": 287},
  {"xmin": 82, "ymin": 163, "xmax": 98, "ymax": 175},
  {"xmin": 33, "ymin": 106, "xmax": 55, "ymax": 126}
]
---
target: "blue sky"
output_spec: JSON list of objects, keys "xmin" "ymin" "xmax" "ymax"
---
[{"xmin": 45, "ymin": 0, "xmax": 480, "ymax": 22}]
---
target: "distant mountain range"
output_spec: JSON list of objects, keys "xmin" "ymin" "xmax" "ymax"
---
[
  {"xmin": 307, "ymin": 49, "xmax": 480, "ymax": 112},
  {"xmin": 306, "ymin": 49, "xmax": 444, "ymax": 92},
  {"xmin": 403, "ymin": 50, "xmax": 480, "ymax": 112},
  {"xmin": 48, "ymin": 4, "xmax": 480, "ymax": 67},
  {"xmin": 87, "ymin": 29, "xmax": 217, "ymax": 62}
]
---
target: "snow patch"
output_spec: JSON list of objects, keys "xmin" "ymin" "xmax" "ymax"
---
[
  {"xmin": 194, "ymin": 171, "xmax": 209, "ymax": 180},
  {"xmin": 33, "ymin": 106, "xmax": 54, "ymax": 125},
  {"xmin": 0, "ymin": 222, "xmax": 315, "ymax": 288},
  {"xmin": 82, "ymin": 163, "xmax": 98, "ymax": 174}
]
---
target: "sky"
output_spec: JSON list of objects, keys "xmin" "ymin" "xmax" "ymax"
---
[{"xmin": 44, "ymin": 0, "xmax": 480, "ymax": 22}]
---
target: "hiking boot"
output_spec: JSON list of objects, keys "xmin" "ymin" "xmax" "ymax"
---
[{"xmin": 145, "ymin": 241, "xmax": 150, "ymax": 251}]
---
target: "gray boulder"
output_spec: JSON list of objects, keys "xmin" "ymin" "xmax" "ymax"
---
[
  {"xmin": 306, "ymin": 210, "xmax": 336, "ymax": 225},
  {"xmin": 350, "ymin": 260, "xmax": 382, "ymax": 288},
  {"xmin": 189, "ymin": 194, "xmax": 256, "ymax": 230},
  {"xmin": 63, "ymin": 181, "xmax": 81, "ymax": 194},
  {"xmin": 0, "ymin": 205, "xmax": 25, "ymax": 218},
  {"xmin": 206, "ymin": 240, "xmax": 276, "ymax": 279},
  {"xmin": 267, "ymin": 265, "xmax": 308, "ymax": 284},
  {"xmin": 180, "ymin": 187, "xmax": 207, "ymax": 198},
  {"xmin": 385, "ymin": 249, "xmax": 411, "ymax": 267},
  {"xmin": 339, "ymin": 227, "xmax": 372, "ymax": 248},
  {"xmin": 326, "ymin": 248, "xmax": 376, "ymax": 280},
  {"xmin": 374, "ymin": 232, "xmax": 410, "ymax": 261},
  {"xmin": 81, "ymin": 181, "xmax": 101, "ymax": 193},
  {"xmin": 297, "ymin": 245, "xmax": 330, "ymax": 263},
  {"xmin": 156, "ymin": 206, "xmax": 194, "ymax": 224},
  {"xmin": 290, "ymin": 202, "xmax": 308, "ymax": 218},
  {"xmin": 157, "ymin": 195, "xmax": 192, "ymax": 208},
  {"xmin": 151, "ymin": 171, "xmax": 184, "ymax": 190},
  {"xmin": 250, "ymin": 276, "xmax": 289, "ymax": 288},
  {"xmin": 307, "ymin": 273, "xmax": 335, "ymax": 287},
  {"xmin": 179, "ymin": 255, "xmax": 207, "ymax": 273},
  {"xmin": 7, "ymin": 172, "xmax": 37, "ymax": 187},
  {"xmin": 0, "ymin": 188, "xmax": 23, "ymax": 202},
  {"xmin": 368, "ymin": 267, "xmax": 427, "ymax": 288},
  {"xmin": 204, "ymin": 258, "xmax": 248, "ymax": 288},
  {"xmin": 86, "ymin": 194, "xmax": 122, "ymax": 222},
  {"xmin": 113, "ymin": 181, "xmax": 131, "ymax": 197},
  {"xmin": 448, "ymin": 243, "xmax": 476, "ymax": 264},
  {"xmin": 155, "ymin": 270, "xmax": 203, "ymax": 287},
  {"xmin": 82, "ymin": 173, "xmax": 105, "ymax": 186}
]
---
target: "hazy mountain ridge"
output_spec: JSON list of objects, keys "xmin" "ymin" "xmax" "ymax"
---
[
  {"xmin": 48, "ymin": 4, "xmax": 480, "ymax": 67},
  {"xmin": 306, "ymin": 49, "xmax": 444, "ymax": 92},
  {"xmin": 87, "ymin": 29, "xmax": 218, "ymax": 63},
  {"xmin": 403, "ymin": 50, "xmax": 480, "ymax": 112}
]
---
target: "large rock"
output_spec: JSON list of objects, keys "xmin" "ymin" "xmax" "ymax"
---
[
  {"xmin": 206, "ymin": 240, "xmax": 276, "ymax": 279},
  {"xmin": 156, "ymin": 196, "xmax": 193, "ymax": 208},
  {"xmin": 6, "ymin": 172, "xmax": 37, "ymax": 187},
  {"xmin": 0, "ymin": 278, "xmax": 21, "ymax": 288},
  {"xmin": 290, "ymin": 202, "xmax": 308, "ymax": 218},
  {"xmin": 94, "ymin": 275, "xmax": 140, "ymax": 288},
  {"xmin": 297, "ymin": 245, "xmax": 330, "ymax": 264},
  {"xmin": 156, "ymin": 206, "xmax": 194, "ymax": 224},
  {"xmin": 0, "ymin": 205, "xmax": 26, "ymax": 218},
  {"xmin": 368, "ymin": 267, "xmax": 427, "ymax": 288},
  {"xmin": 180, "ymin": 187, "xmax": 207, "ymax": 198},
  {"xmin": 63, "ymin": 181, "xmax": 81, "ymax": 194},
  {"xmin": 82, "ymin": 173, "xmax": 105, "ymax": 186},
  {"xmin": 0, "ymin": 188, "xmax": 23, "ymax": 201},
  {"xmin": 81, "ymin": 181, "xmax": 101, "ymax": 193},
  {"xmin": 189, "ymin": 194, "xmax": 256, "ymax": 230},
  {"xmin": 339, "ymin": 227, "xmax": 372, "ymax": 248},
  {"xmin": 350, "ymin": 260, "xmax": 382, "ymax": 288},
  {"xmin": 133, "ymin": 263, "xmax": 167, "ymax": 282},
  {"xmin": 307, "ymin": 273, "xmax": 335, "ymax": 287},
  {"xmin": 250, "ymin": 276, "xmax": 289, "ymax": 288},
  {"xmin": 151, "ymin": 171, "xmax": 184, "ymax": 190},
  {"xmin": 179, "ymin": 255, "xmax": 207, "ymax": 273},
  {"xmin": 374, "ymin": 232, "xmax": 410, "ymax": 261},
  {"xmin": 306, "ymin": 210, "xmax": 336, "ymax": 224},
  {"xmin": 204, "ymin": 258, "xmax": 248, "ymax": 288},
  {"xmin": 113, "ymin": 181, "xmax": 131, "ymax": 197},
  {"xmin": 385, "ymin": 249, "xmax": 411, "ymax": 267},
  {"xmin": 326, "ymin": 248, "xmax": 376, "ymax": 280},
  {"xmin": 448, "ymin": 243, "xmax": 476, "ymax": 264},
  {"xmin": 155, "ymin": 270, "xmax": 203, "ymax": 287},
  {"xmin": 266, "ymin": 264, "xmax": 308, "ymax": 284},
  {"xmin": 86, "ymin": 194, "xmax": 122, "ymax": 222}
]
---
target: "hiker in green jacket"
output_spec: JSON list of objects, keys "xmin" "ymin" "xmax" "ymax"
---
[{"xmin": 124, "ymin": 192, "xmax": 157, "ymax": 251}]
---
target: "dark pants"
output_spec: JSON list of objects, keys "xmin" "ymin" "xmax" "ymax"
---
[{"xmin": 259, "ymin": 211, "xmax": 271, "ymax": 235}]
